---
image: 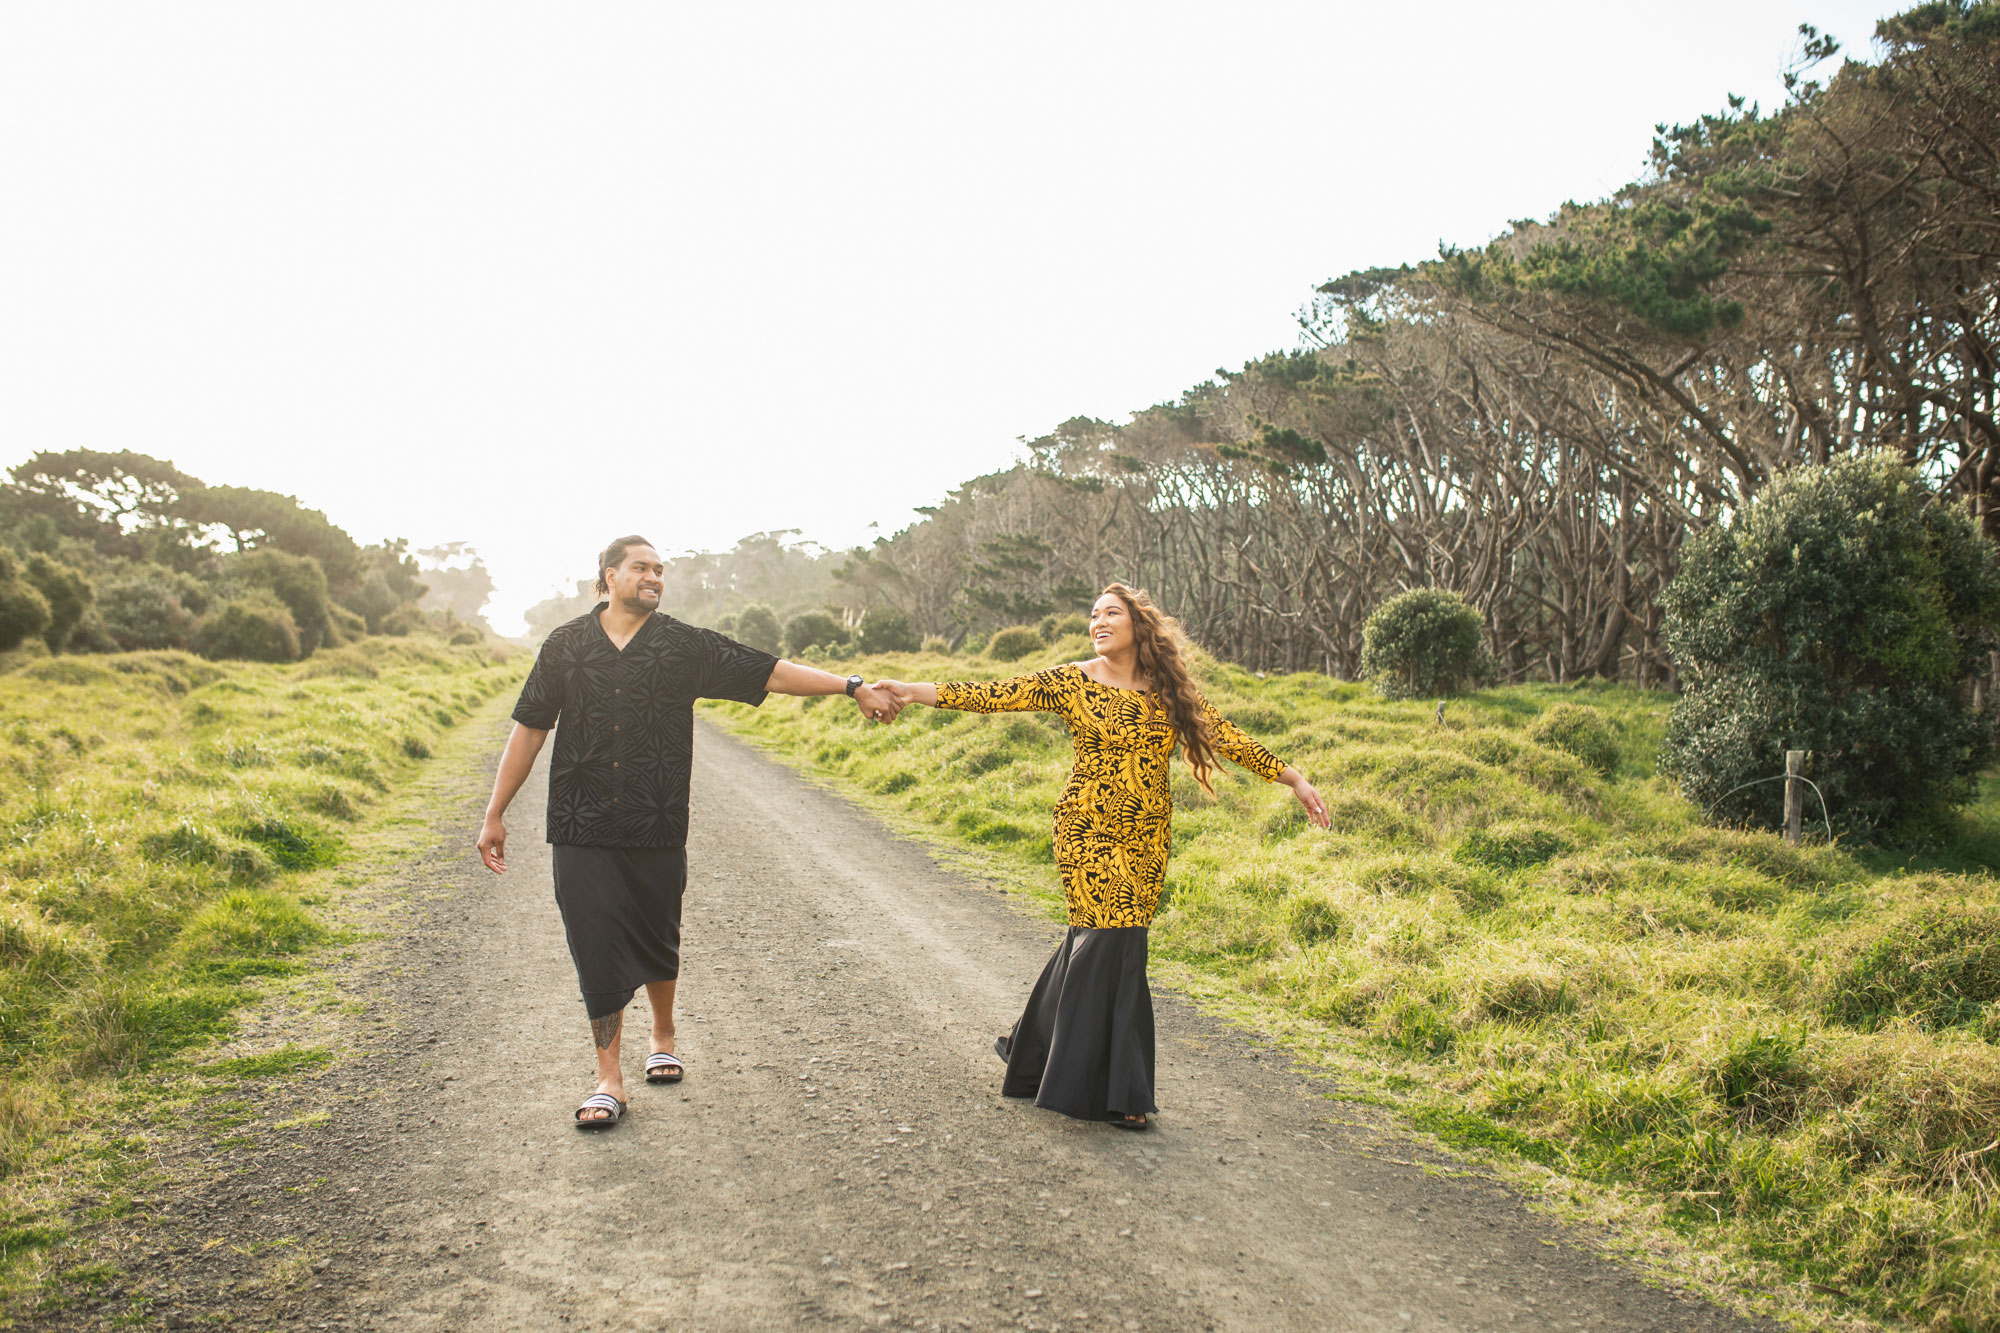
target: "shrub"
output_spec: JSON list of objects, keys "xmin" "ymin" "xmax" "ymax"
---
[
  {"xmin": 1038, "ymin": 612, "xmax": 1088, "ymax": 643},
  {"xmin": 709, "ymin": 611, "xmax": 739, "ymax": 636},
  {"xmin": 0, "ymin": 548, "xmax": 52, "ymax": 652},
  {"xmin": 987, "ymin": 625, "xmax": 1046, "ymax": 661},
  {"xmin": 783, "ymin": 609, "xmax": 847, "ymax": 657},
  {"xmin": 856, "ymin": 607, "xmax": 918, "ymax": 654},
  {"xmin": 378, "ymin": 604, "xmax": 426, "ymax": 636},
  {"xmin": 1530, "ymin": 703, "xmax": 1618, "ymax": 776},
  {"xmin": 228, "ymin": 548, "xmax": 335, "ymax": 652},
  {"xmin": 735, "ymin": 604, "xmax": 781, "ymax": 654},
  {"xmin": 192, "ymin": 595, "xmax": 300, "ymax": 662},
  {"xmin": 1358, "ymin": 588, "xmax": 1488, "ymax": 700},
  {"xmin": 22, "ymin": 554, "xmax": 91, "ymax": 654},
  {"xmin": 920, "ymin": 635, "xmax": 953, "ymax": 655},
  {"xmin": 98, "ymin": 575, "xmax": 195, "ymax": 651},
  {"xmin": 1659, "ymin": 454, "xmax": 2000, "ymax": 840}
]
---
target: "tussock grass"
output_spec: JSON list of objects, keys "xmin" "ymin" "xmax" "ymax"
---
[
  {"xmin": 706, "ymin": 644, "xmax": 2000, "ymax": 1328},
  {"xmin": 0, "ymin": 639, "xmax": 518, "ymax": 1192}
]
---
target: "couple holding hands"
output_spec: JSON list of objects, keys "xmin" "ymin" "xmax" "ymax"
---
[{"xmin": 478, "ymin": 535, "xmax": 1328, "ymax": 1131}]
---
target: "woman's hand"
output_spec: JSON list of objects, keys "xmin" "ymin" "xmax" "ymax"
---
[
  {"xmin": 874, "ymin": 680, "xmax": 939, "ymax": 708},
  {"xmin": 1283, "ymin": 770, "xmax": 1331, "ymax": 829}
]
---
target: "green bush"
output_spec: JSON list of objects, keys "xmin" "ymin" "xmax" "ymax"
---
[
  {"xmin": 378, "ymin": 604, "xmax": 426, "ymax": 636},
  {"xmin": 735, "ymin": 604, "xmax": 781, "ymax": 655},
  {"xmin": 98, "ymin": 575, "xmax": 195, "ymax": 651},
  {"xmin": 192, "ymin": 595, "xmax": 301, "ymax": 663},
  {"xmin": 784, "ymin": 609, "xmax": 849, "ymax": 657},
  {"xmin": 1358, "ymin": 588, "xmax": 1488, "ymax": 699},
  {"xmin": 1659, "ymin": 454, "xmax": 2000, "ymax": 840},
  {"xmin": 0, "ymin": 548, "xmax": 52, "ymax": 652},
  {"xmin": 22, "ymin": 554, "xmax": 91, "ymax": 654},
  {"xmin": 1038, "ymin": 612, "xmax": 1088, "ymax": 643},
  {"xmin": 228, "ymin": 548, "xmax": 336, "ymax": 653},
  {"xmin": 920, "ymin": 635, "xmax": 953, "ymax": 655},
  {"xmin": 857, "ymin": 607, "xmax": 918, "ymax": 654},
  {"xmin": 987, "ymin": 625, "xmax": 1046, "ymax": 661},
  {"xmin": 1530, "ymin": 703, "xmax": 1618, "ymax": 776}
]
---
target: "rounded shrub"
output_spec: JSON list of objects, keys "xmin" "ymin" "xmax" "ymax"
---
[
  {"xmin": 987, "ymin": 625, "xmax": 1046, "ymax": 661},
  {"xmin": 22, "ymin": 554, "xmax": 91, "ymax": 654},
  {"xmin": 1038, "ymin": 612, "xmax": 1088, "ymax": 643},
  {"xmin": 1659, "ymin": 454, "xmax": 2000, "ymax": 840},
  {"xmin": 1358, "ymin": 588, "xmax": 1488, "ymax": 700},
  {"xmin": 920, "ymin": 635, "xmax": 954, "ymax": 656},
  {"xmin": 228, "ymin": 548, "xmax": 333, "ymax": 653},
  {"xmin": 783, "ymin": 609, "xmax": 848, "ymax": 657},
  {"xmin": 0, "ymin": 549, "xmax": 52, "ymax": 652},
  {"xmin": 1529, "ymin": 703, "xmax": 1618, "ymax": 776},
  {"xmin": 735, "ymin": 603, "xmax": 781, "ymax": 655},
  {"xmin": 856, "ymin": 607, "xmax": 918, "ymax": 654},
  {"xmin": 377, "ymin": 605, "xmax": 427, "ymax": 637},
  {"xmin": 192, "ymin": 595, "xmax": 300, "ymax": 663},
  {"xmin": 98, "ymin": 576, "xmax": 195, "ymax": 651}
]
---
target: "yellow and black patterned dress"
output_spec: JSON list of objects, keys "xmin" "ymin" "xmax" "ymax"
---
[{"xmin": 937, "ymin": 663, "xmax": 1287, "ymax": 928}]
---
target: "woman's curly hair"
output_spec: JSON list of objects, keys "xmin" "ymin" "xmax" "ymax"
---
[{"xmin": 1099, "ymin": 582, "xmax": 1218, "ymax": 795}]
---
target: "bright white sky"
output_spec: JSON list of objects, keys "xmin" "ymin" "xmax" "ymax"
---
[{"xmin": 1, "ymin": 2, "xmax": 1895, "ymax": 633}]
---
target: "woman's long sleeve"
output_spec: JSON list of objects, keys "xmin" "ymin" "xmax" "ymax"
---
[
  {"xmin": 1200, "ymin": 697, "xmax": 1286, "ymax": 781},
  {"xmin": 937, "ymin": 667, "xmax": 1072, "ymax": 716}
]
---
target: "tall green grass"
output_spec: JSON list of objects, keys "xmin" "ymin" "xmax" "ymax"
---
[
  {"xmin": 0, "ymin": 639, "xmax": 520, "ymax": 1179},
  {"xmin": 706, "ymin": 638, "xmax": 2000, "ymax": 1330}
]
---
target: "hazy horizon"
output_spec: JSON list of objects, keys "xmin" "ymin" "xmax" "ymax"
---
[{"xmin": 1, "ymin": 2, "xmax": 1898, "ymax": 633}]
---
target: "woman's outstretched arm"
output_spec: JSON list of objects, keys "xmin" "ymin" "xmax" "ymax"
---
[
  {"xmin": 880, "ymin": 669, "xmax": 1068, "ymax": 715},
  {"xmin": 1202, "ymin": 698, "xmax": 1331, "ymax": 829}
]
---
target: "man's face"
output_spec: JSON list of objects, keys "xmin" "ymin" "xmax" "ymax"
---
[{"xmin": 606, "ymin": 547, "xmax": 665, "ymax": 613}]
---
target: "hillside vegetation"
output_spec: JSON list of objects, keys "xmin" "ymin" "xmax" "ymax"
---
[
  {"xmin": 0, "ymin": 637, "xmax": 521, "ymax": 1187},
  {"xmin": 706, "ymin": 641, "xmax": 2000, "ymax": 1330}
]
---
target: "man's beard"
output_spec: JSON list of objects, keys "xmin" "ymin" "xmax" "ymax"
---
[{"xmin": 619, "ymin": 589, "xmax": 660, "ymax": 614}]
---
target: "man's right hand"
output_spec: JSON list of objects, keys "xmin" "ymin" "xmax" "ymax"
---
[{"xmin": 477, "ymin": 814, "xmax": 508, "ymax": 874}]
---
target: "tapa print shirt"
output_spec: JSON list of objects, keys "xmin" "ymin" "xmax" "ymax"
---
[{"xmin": 512, "ymin": 605, "xmax": 779, "ymax": 847}]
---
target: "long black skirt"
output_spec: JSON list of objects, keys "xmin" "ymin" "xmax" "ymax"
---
[
  {"xmin": 551, "ymin": 843, "xmax": 687, "ymax": 1020},
  {"xmin": 999, "ymin": 925, "xmax": 1157, "ymax": 1121}
]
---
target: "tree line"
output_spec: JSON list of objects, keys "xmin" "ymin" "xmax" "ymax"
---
[
  {"xmin": 0, "ymin": 449, "xmax": 492, "ymax": 661},
  {"xmin": 606, "ymin": 5, "xmax": 1998, "ymax": 688}
]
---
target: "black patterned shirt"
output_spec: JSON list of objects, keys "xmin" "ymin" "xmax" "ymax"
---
[{"xmin": 512, "ymin": 605, "xmax": 779, "ymax": 847}]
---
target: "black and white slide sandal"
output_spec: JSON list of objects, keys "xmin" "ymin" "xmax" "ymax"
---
[
  {"xmin": 645, "ymin": 1052, "xmax": 684, "ymax": 1084},
  {"xmin": 574, "ymin": 1093, "xmax": 626, "ymax": 1129}
]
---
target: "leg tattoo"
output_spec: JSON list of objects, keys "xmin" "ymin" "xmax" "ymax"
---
[{"xmin": 591, "ymin": 1011, "xmax": 622, "ymax": 1050}]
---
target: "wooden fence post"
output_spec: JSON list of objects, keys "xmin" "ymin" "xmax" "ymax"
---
[{"xmin": 1785, "ymin": 750, "xmax": 1805, "ymax": 845}]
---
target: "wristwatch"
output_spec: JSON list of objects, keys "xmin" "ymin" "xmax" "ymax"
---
[{"xmin": 845, "ymin": 674, "xmax": 864, "ymax": 697}]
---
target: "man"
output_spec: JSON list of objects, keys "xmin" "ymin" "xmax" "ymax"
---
[{"xmin": 476, "ymin": 535, "xmax": 899, "ymax": 1128}]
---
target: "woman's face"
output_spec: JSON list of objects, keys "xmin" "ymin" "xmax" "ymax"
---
[{"xmin": 1089, "ymin": 593, "xmax": 1134, "ymax": 656}]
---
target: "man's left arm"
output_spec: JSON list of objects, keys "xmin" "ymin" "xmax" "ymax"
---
[{"xmin": 765, "ymin": 660, "xmax": 900, "ymax": 722}]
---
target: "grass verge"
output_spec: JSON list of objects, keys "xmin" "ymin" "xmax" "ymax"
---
[
  {"xmin": 703, "ymin": 638, "xmax": 2000, "ymax": 1332},
  {"xmin": 0, "ymin": 636, "xmax": 524, "ymax": 1313}
]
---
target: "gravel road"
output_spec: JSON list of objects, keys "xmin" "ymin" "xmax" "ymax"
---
[{"xmin": 57, "ymin": 712, "xmax": 1779, "ymax": 1332}]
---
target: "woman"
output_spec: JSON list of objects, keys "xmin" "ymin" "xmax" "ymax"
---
[{"xmin": 878, "ymin": 583, "xmax": 1328, "ymax": 1130}]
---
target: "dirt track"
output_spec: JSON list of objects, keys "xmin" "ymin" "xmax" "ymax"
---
[{"xmin": 54, "ymin": 710, "xmax": 1779, "ymax": 1332}]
